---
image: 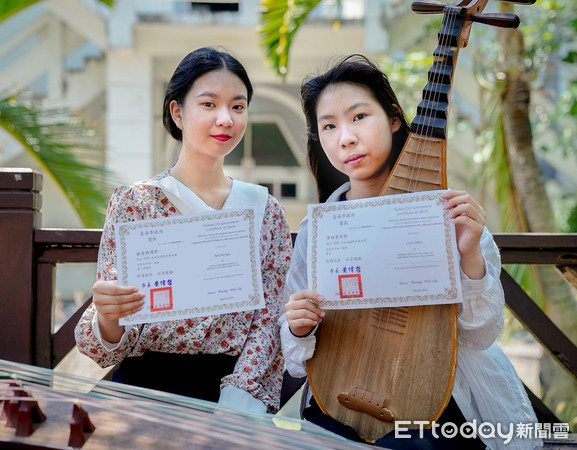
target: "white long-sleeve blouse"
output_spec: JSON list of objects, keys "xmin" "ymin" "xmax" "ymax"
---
[{"xmin": 279, "ymin": 182, "xmax": 542, "ymax": 449}]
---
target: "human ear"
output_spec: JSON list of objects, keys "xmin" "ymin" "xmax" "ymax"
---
[
  {"xmin": 391, "ymin": 116, "xmax": 402, "ymax": 133},
  {"xmin": 390, "ymin": 104, "xmax": 402, "ymax": 133},
  {"xmin": 170, "ymin": 100, "xmax": 183, "ymax": 130}
]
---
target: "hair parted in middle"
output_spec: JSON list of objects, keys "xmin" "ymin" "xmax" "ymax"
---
[
  {"xmin": 301, "ymin": 54, "xmax": 411, "ymax": 202},
  {"xmin": 162, "ymin": 47, "xmax": 253, "ymax": 142}
]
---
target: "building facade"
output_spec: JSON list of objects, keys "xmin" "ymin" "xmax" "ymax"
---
[{"xmin": 1, "ymin": 0, "xmax": 432, "ymax": 230}]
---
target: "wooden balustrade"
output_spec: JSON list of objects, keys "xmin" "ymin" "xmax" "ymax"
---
[{"xmin": 2, "ymin": 168, "xmax": 577, "ymax": 425}]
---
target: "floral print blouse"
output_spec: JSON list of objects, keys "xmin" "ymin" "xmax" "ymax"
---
[{"xmin": 75, "ymin": 172, "xmax": 292, "ymax": 412}]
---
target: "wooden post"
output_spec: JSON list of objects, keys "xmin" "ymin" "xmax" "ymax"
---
[{"xmin": 0, "ymin": 168, "xmax": 42, "ymax": 364}]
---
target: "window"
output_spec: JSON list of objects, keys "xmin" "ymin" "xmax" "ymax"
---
[
  {"xmin": 281, "ymin": 183, "xmax": 297, "ymax": 198},
  {"xmin": 190, "ymin": 2, "xmax": 239, "ymax": 12}
]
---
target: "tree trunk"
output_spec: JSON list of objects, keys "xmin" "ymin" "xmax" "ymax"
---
[{"xmin": 499, "ymin": 22, "xmax": 577, "ymax": 423}]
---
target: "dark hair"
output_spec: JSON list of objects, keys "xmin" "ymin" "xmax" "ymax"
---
[
  {"xmin": 163, "ymin": 47, "xmax": 253, "ymax": 141},
  {"xmin": 301, "ymin": 54, "xmax": 411, "ymax": 202}
]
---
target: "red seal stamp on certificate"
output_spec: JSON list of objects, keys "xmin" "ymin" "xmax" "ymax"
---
[
  {"xmin": 150, "ymin": 286, "xmax": 173, "ymax": 312},
  {"xmin": 338, "ymin": 274, "xmax": 363, "ymax": 298}
]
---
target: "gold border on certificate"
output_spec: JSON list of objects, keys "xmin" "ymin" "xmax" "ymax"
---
[
  {"xmin": 309, "ymin": 192, "xmax": 460, "ymax": 308},
  {"xmin": 116, "ymin": 208, "xmax": 261, "ymax": 323}
]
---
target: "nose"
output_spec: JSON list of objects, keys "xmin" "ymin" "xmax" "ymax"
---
[
  {"xmin": 340, "ymin": 127, "xmax": 357, "ymax": 149},
  {"xmin": 216, "ymin": 109, "xmax": 233, "ymax": 127}
]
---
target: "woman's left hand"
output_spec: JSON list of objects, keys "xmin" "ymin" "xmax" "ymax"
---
[{"xmin": 441, "ymin": 190, "xmax": 487, "ymax": 280}]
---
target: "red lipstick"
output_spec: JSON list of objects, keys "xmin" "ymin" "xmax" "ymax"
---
[{"xmin": 211, "ymin": 134, "xmax": 232, "ymax": 142}]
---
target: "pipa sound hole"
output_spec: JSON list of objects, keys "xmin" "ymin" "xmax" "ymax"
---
[{"xmin": 370, "ymin": 307, "xmax": 409, "ymax": 335}]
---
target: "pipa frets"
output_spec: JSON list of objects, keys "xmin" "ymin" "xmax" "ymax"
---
[{"xmin": 410, "ymin": 6, "xmax": 467, "ymax": 140}]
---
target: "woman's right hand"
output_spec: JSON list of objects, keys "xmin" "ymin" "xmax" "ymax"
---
[
  {"xmin": 285, "ymin": 290, "xmax": 325, "ymax": 337},
  {"xmin": 92, "ymin": 280, "xmax": 145, "ymax": 342}
]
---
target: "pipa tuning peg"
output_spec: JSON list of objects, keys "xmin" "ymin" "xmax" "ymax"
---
[
  {"xmin": 412, "ymin": 0, "xmax": 535, "ymax": 14},
  {"xmin": 412, "ymin": 0, "xmax": 447, "ymax": 14},
  {"xmin": 469, "ymin": 13, "xmax": 520, "ymax": 29}
]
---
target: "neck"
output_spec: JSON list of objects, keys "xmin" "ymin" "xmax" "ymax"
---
[
  {"xmin": 346, "ymin": 167, "xmax": 390, "ymax": 201},
  {"xmin": 172, "ymin": 155, "xmax": 227, "ymax": 188},
  {"xmin": 170, "ymin": 151, "xmax": 231, "ymax": 209}
]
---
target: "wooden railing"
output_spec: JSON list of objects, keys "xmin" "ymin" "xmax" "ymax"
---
[{"xmin": 1, "ymin": 168, "xmax": 576, "ymax": 423}]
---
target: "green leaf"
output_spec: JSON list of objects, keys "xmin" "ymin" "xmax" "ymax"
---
[
  {"xmin": 0, "ymin": 94, "xmax": 117, "ymax": 227},
  {"xmin": 563, "ymin": 50, "xmax": 577, "ymax": 64},
  {"xmin": 0, "ymin": 0, "xmax": 116, "ymax": 227},
  {"xmin": 0, "ymin": 0, "xmax": 113, "ymax": 22},
  {"xmin": 258, "ymin": 0, "xmax": 325, "ymax": 78},
  {"xmin": 0, "ymin": 0, "xmax": 41, "ymax": 22}
]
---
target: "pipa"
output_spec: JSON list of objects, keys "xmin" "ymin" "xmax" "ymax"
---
[{"xmin": 306, "ymin": 0, "xmax": 534, "ymax": 442}]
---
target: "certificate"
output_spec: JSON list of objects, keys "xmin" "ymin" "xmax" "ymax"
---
[
  {"xmin": 115, "ymin": 208, "xmax": 264, "ymax": 325},
  {"xmin": 308, "ymin": 190, "xmax": 462, "ymax": 309}
]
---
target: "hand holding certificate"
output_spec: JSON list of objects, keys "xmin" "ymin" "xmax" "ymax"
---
[
  {"xmin": 307, "ymin": 190, "xmax": 463, "ymax": 309},
  {"xmin": 115, "ymin": 207, "xmax": 264, "ymax": 325}
]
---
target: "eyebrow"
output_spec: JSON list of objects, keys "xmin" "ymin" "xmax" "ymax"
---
[
  {"xmin": 196, "ymin": 92, "xmax": 248, "ymax": 101},
  {"xmin": 317, "ymin": 102, "xmax": 370, "ymax": 122}
]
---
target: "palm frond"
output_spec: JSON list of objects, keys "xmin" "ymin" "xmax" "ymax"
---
[
  {"xmin": 476, "ymin": 83, "xmax": 546, "ymax": 308},
  {"xmin": 0, "ymin": 94, "xmax": 116, "ymax": 228},
  {"xmin": 0, "ymin": 0, "xmax": 38, "ymax": 22},
  {"xmin": 0, "ymin": 0, "xmax": 113, "ymax": 23},
  {"xmin": 258, "ymin": 0, "xmax": 324, "ymax": 78}
]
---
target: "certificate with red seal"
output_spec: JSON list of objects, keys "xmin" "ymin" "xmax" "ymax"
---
[
  {"xmin": 308, "ymin": 190, "xmax": 463, "ymax": 309},
  {"xmin": 115, "ymin": 207, "xmax": 264, "ymax": 325}
]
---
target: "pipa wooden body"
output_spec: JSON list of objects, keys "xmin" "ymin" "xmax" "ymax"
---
[{"xmin": 307, "ymin": 1, "xmax": 489, "ymax": 442}]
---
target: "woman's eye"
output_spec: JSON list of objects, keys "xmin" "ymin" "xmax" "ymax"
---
[
  {"xmin": 202, "ymin": 102, "xmax": 215, "ymax": 108},
  {"xmin": 232, "ymin": 105, "xmax": 245, "ymax": 111},
  {"xmin": 354, "ymin": 113, "xmax": 366, "ymax": 121},
  {"xmin": 322, "ymin": 124, "xmax": 335, "ymax": 130}
]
